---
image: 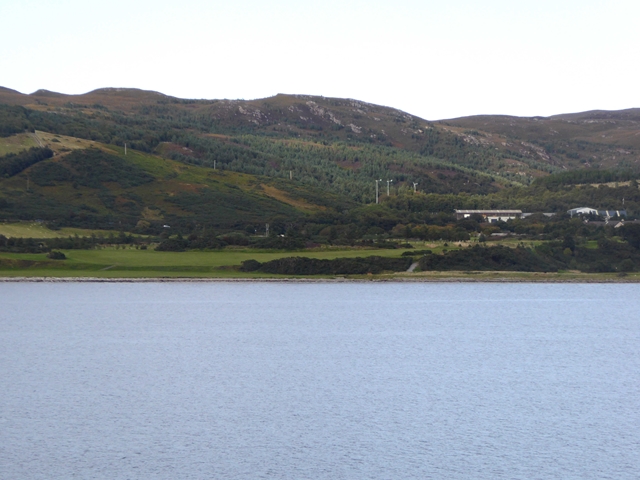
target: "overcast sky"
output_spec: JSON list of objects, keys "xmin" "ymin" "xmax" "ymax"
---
[{"xmin": 1, "ymin": 0, "xmax": 638, "ymax": 120}]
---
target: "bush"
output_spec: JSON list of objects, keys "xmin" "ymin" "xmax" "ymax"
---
[
  {"xmin": 402, "ymin": 249, "xmax": 432, "ymax": 256},
  {"xmin": 620, "ymin": 224, "xmax": 640, "ymax": 249},
  {"xmin": 251, "ymin": 236, "xmax": 305, "ymax": 250},
  {"xmin": 155, "ymin": 238, "xmax": 187, "ymax": 252},
  {"xmin": 240, "ymin": 259, "xmax": 262, "ymax": 272},
  {"xmin": 0, "ymin": 147, "xmax": 54, "ymax": 178},
  {"xmin": 418, "ymin": 245, "xmax": 559, "ymax": 272},
  {"xmin": 619, "ymin": 259, "xmax": 635, "ymax": 272},
  {"xmin": 256, "ymin": 256, "xmax": 412, "ymax": 275},
  {"xmin": 30, "ymin": 148, "xmax": 153, "ymax": 188},
  {"xmin": 47, "ymin": 250, "xmax": 66, "ymax": 260},
  {"xmin": 220, "ymin": 232, "xmax": 249, "ymax": 246}
]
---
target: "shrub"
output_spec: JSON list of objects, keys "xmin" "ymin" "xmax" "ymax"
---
[
  {"xmin": 256, "ymin": 256, "xmax": 412, "ymax": 275},
  {"xmin": 155, "ymin": 238, "xmax": 187, "ymax": 252},
  {"xmin": 240, "ymin": 259, "xmax": 262, "ymax": 272},
  {"xmin": 220, "ymin": 232, "xmax": 249, "ymax": 246},
  {"xmin": 418, "ymin": 245, "xmax": 559, "ymax": 272},
  {"xmin": 251, "ymin": 236, "xmax": 305, "ymax": 250},
  {"xmin": 402, "ymin": 249, "xmax": 432, "ymax": 256},
  {"xmin": 0, "ymin": 147, "xmax": 54, "ymax": 178}
]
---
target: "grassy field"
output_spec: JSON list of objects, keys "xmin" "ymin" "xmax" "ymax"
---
[
  {"xmin": 0, "ymin": 133, "xmax": 38, "ymax": 156},
  {"xmin": 0, "ymin": 222, "xmax": 134, "ymax": 239},
  {"xmin": 36, "ymin": 131, "xmax": 102, "ymax": 152},
  {"xmin": 0, "ymin": 246, "xmax": 417, "ymax": 278},
  {"xmin": 2, "ymin": 245, "xmax": 639, "ymax": 282},
  {"xmin": 1, "ymin": 131, "xmax": 99, "ymax": 157}
]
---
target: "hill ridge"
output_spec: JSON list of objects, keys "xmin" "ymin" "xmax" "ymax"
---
[
  {"xmin": 2, "ymin": 85, "xmax": 640, "ymax": 187},
  {"xmin": 1, "ymin": 85, "xmax": 636, "ymax": 119}
]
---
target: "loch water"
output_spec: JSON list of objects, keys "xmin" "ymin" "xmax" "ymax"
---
[{"xmin": 1, "ymin": 282, "xmax": 639, "ymax": 479}]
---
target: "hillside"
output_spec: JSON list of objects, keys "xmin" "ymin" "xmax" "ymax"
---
[
  {"xmin": 0, "ymin": 87, "xmax": 513, "ymax": 201},
  {"xmin": 1, "ymin": 87, "xmax": 640, "ymax": 236},
  {"xmin": 0, "ymin": 133, "xmax": 356, "ymax": 232},
  {"xmin": 5, "ymin": 87, "xmax": 639, "ymax": 189},
  {"xmin": 441, "ymin": 109, "xmax": 640, "ymax": 172}
]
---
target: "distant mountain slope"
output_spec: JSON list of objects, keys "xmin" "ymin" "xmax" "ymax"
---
[
  {"xmin": 0, "ymin": 132, "xmax": 354, "ymax": 231},
  {"xmin": 440, "ymin": 108, "xmax": 640, "ymax": 171},
  {"xmin": 0, "ymin": 87, "xmax": 170, "ymax": 108},
  {"xmin": 0, "ymin": 88, "xmax": 510, "ymax": 200},
  {"xmin": 1, "ymin": 86, "xmax": 640, "ymax": 192}
]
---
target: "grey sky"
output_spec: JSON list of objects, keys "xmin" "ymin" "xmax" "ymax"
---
[{"xmin": 1, "ymin": 0, "xmax": 638, "ymax": 120}]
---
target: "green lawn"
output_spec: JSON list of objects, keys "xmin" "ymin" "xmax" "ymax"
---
[
  {"xmin": 2, "ymin": 246, "xmax": 639, "ymax": 282},
  {"xmin": 0, "ymin": 246, "xmax": 416, "ymax": 278}
]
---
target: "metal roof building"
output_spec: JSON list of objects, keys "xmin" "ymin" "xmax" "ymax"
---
[
  {"xmin": 455, "ymin": 210, "xmax": 522, "ymax": 222},
  {"xmin": 567, "ymin": 207, "xmax": 627, "ymax": 218}
]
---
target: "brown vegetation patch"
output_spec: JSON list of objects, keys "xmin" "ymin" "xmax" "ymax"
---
[
  {"xmin": 156, "ymin": 142, "xmax": 201, "ymax": 159},
  {"xmin": 36, "ymin": 131, "xmax": 106, "ymax": 155},
  {"xmin": 336, "ymin": 160, "xmax": 362, "ymax": 171},
  {"xmin": 141, "ymin": 207, "xmax": 163, "ymax": 220},
  {"xmin": 504, "ymin": 158, "xmax": 526, "ymax": 166},
  {"xmin": 260, "ymin": 184, "xmax": 323, "ymax": 211},
  {"xmin": 0, "ymin": 258, "xmax": 51, "ymax": 268},
  {"xmin": 435, "ymin": 170, "xmax": 458, "ymax": 178},
  {"xmin": 204, "ymin": 134, "xmax": 232, "ymax": 140},
  {"xmin": 276, "ymin": 138, "xmax": 326, "ymax": 148},
  {"xmin": 177, "ymin": 182, "xmax": 204, "ymax": 193}
]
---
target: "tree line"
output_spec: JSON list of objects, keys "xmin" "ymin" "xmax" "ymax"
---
[{"xmin": 0, "ymin": 147, "xmax": 53, "ymax": 178}]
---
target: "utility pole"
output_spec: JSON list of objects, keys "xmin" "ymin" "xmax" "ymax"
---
[
  {"xmin": 214, "ymin": 160, "xmax": 216, "ymax": 170},
  {"xmin": 265, "ymin": 223, "xmax": 269, "ymax": 237},
  {"xmin": 290, "ymin": 170, "xmax": 293, "ymax": 180},
  {"xmin": 387, "ymin": 179, "xmax": 393, "ymax": 196},
  {"xmin": 124, "ymin": 143, "xmax": 127, "ymax": 155},
  {"xmin": 375, "ymin": 179, "xmax": 382, "ymax": 204}
]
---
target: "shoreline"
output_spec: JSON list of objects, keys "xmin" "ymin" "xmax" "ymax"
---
[{"xmin": 1, "ymin": 275, "xmax": 639, "ymax": 283}]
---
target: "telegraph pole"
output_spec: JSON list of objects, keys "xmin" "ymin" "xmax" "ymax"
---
[
  {"xmin": 375, "ymin": 179, "xmax": 382, "ymax": 204},
  {"xmin": 387, "ymin": 179, "xmax": 393, "ymax": 196}
]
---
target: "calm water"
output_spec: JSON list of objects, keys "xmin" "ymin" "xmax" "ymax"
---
[{"xmin": 1, "ymin": 282, "xmax": 639, "ymax": 479}]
